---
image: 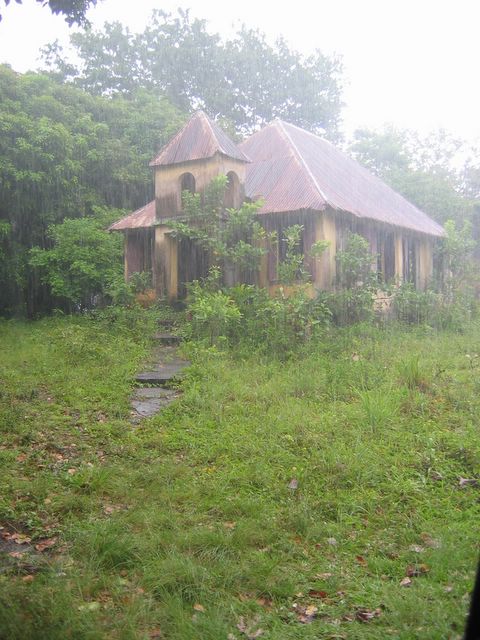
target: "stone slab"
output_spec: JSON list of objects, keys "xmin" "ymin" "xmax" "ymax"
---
[
  {"xmin": 153, "ymin": 332, "xmax": 181, "ymax": 345},
  {"xmin": 131, "ymin": 388, "xmax": 180, "ymax": 417},
  {"xmin": 135, "ymin": 361, "xmax": 189, "ymax": 384}
]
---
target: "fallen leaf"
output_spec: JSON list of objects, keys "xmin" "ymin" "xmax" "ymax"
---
[
  {"xmin": 67, "ymin": 468, "xmax": 77, "ymax": 475},
  {"xmin": 444, "ymin": 585, "xmax": 453, "ymax": 593},
  {"xmin": 430, "ymin": 471, "xmax": 443, "ymax": 481},
  {"xmin": 315, "ymin": 572, "xmax": 333, "ymax": 580},
  {"xmin": 288, "ymin": 478, "xmax": 298, "ymax": 490},
  {"xmin": 459, "ymin": 477, "xmax": 478, "ymax": 487},
  {"xmin": 308, "ymin": 589, "xmax": 328, "ymax": 599},
  {"xmin": 409, "ymin": 545, "xmax": 425, "ymax": 553},
  {"xmin": 10, "ymin": 533, "xmax": 31, "ymax": 545},
  {"xmin": 293, "ymin": 603, "xmax": 318, "ymax": 624},
  {"xmin": 8, "ymin": 551, "xmax": 25, "ymax": 559},
  {"xmin": 297, "ymin": 604, "xmax": 318, "ymax": 624},
  {"xmin": 223, "ymin": 521, "xmax": 236, "ymax": 530},
  {"xmin": 420, "ymin": 533, "xmax": 441, "ymax": 548},
  {"xmin": 256, "ymin": 596, "xmax": 272, "ymax": 609},
  {"xmin": 327, "ymin": 537, "xmax": 337, "ymax": 546},
  {"xmin": 355, "ymin": 607, "xmax": 382, "ymax": 622},
  {"xmin": 16, "ymin": 454, "xmax": 27, "ymax": 462},
  {"xmin": 406, "ymin": 563, "xmax": 429, "ymax": 577},
  {"xmin": 22, "ymin": 575, "xmax": 34, "ymax": 583},
  {"xmin": 236, "ymin": 616, "xmax": 264, "ymax": 638},
  {"xmin": 148, "ymin": 630, "xmax": 163, "ymax": 639},
  {"xmin": 400, "ymin": 577, "xmax": 412, "ymax": 587},
  {"xmin": 352, "ymin": 353, "xmax": 360, "ymax": 362},
  {"xmin": 193, "ymin": 603, "xmax": 205, "ymax": 612},
  {"xmin": 356, "ymin": 555, "xmax": 367, "ymax": 565},
  {"xmin": 34, "ymin": 537, "xmax": 57, "ymax": 552}
]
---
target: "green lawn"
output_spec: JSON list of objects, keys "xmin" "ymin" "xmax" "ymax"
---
[{"xmin": 0, "ymin": 311, "xmax": 479, "ymax": 639}]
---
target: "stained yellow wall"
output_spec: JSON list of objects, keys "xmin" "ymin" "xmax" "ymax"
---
[
  {"xmin": 394, "ymin": 233, "xmax": 403, "ymax": 282},
  {"xmin": 154, "ymin": 154, "xmax": 247, "ymax": 218},
  {"xmin": 417, "ymin": 237, "xmax": 433, "ymax": 290},
  {"xmin": 313, "ymin": 211, "xmax": 337, "ymax": 290},
  {"xmin": 154, "ymin": 226, "xmax": 178, "ymax": 300}
]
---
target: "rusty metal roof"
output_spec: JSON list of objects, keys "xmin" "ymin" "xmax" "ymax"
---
[
  {"xmin": 108, "ymin": 200, "xmax": 155, "ymax": 231},
  {"xmin": 149, "ymin": 111, "xmax": 250, "ymax": 167},
  {"xmin": 112, "ymin": 118, "xmax": 444, "ymax": 237},
  {"xmin": 239, "ymin": 120, "xmax": 445, "ymax": 237}
]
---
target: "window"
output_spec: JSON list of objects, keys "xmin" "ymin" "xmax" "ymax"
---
[
  {"xmin": 180, "ymin": 172, "xmax": 195, "ymax": 195},
  {"xmin": 224, "ymin": 171, "xmax": 239, "ymax": 208}
]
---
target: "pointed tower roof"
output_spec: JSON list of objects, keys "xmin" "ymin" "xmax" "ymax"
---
[
  {"xmin": 150, "ymin": 111, "xmax": 250, "ymax": 167},
  {"xmin": 239, "ymin": 120, "xmax": 444, "ymax": 237}
]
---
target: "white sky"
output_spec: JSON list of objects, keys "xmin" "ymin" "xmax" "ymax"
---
[{"xmin": 0, "ymin": 0, "xmax": 479, "ymax": 143}]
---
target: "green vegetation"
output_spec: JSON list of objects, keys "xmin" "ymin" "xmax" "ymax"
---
[
  {"xmin": 1, "ymin": 311, "xmax": 479, "ymax": 639},
  {"xmin": 42, "ymin": 9, "xmax": 344, "ymax": 138},
  {"xmin": 168, "ymin": 175, "xmax": 268, "ymax": 281},
  {"xmin": 0, "ymin": 63, "xmax": 183, "ymax": 316}
]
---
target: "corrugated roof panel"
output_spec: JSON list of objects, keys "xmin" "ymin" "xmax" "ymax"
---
[
  {"xmin": 240, "ymin": 120, "xmax": 445, "ymax": 237},
  {"xmin": 150, "ymin": 111, "xmax": 249, "ymax": 166},
  {"xmin": 109, "ymin": 201, "xmax": 155, "ymax": 231}
]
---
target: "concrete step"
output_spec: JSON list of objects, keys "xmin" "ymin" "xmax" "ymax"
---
[
  {"xmin": 153, "ymin": 332, "xmax": 181, "ymax": 345},
  {"xmin": 135, "ymin": 361, "xmax": 189, "ymax": 385},
  {"xmin": 131, "ymin": 387, "xmax": 180, "ymax": 418}
]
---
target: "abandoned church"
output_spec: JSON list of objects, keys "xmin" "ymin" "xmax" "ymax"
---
[{"xmin": 110, "ymin": 111, "xmax": 445, "ymax": 299}]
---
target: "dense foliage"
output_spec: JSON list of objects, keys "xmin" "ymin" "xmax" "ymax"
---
[
  {"xmin": 168, "ymin": 175, "xmax": 268, "ymax": 281},
  {"xmin": 41, "ymin": 9, "xmax": 344, "ymax": 138},
  {"xmin": 349, "ymin": 127, "xmax": 475, "ymax": 227},
  {"xmin": 29, "ymin": 209, "xmax": 124, "ymax": 311},
  {"xmin": 0, "ymin": 64, "xmax": 183, "ymax": 315}
]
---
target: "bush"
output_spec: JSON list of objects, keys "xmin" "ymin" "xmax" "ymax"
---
[
  {"xmin": 29, "ymin": 209, "xmax": 124, "ymax": 311},
  {"xmin": 186, "ymin": 285, "xmax": 242, "ymax": 346},
  {"xmin": 330, "ymin": 233, "xmax": 378, "ymax": 325},
  {"xmin": 392, "ymin": 282, "xmax": 475, "ymax": 331},
  {"xmin": 184, "ymin": 280, "xmax": 331, "ymax": 357}
]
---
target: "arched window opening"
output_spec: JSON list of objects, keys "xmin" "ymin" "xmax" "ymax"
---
[
  {"xmin": 180, "ymin": 172, "xmax": 196, "ymax": 195},
  {"xmin": 225, "ymin": 171, "xmax": 239, "ymax": 208}
]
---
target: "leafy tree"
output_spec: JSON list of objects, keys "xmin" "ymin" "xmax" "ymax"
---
[
  {"xmin": 29, "ymin": 208, "xmax": 123, "ymax": 311},
  {"xmin": 41, "ymin": 9, "xmax": 344, "ymax": 138},
  {"xmin": 349, "ymin": 127, "xmax": 473, "ymax": 226},
  {"xmin": 0, "ymin": 64, "xmax": 183, "ymax": 315},
  {"xmin": 1, "ymin": 0, "xmax": 98, "ymax": 25}
]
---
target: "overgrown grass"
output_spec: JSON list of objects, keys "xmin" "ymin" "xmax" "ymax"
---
[{"xmin": 0, "ymin": 312, "xmax": 479, "ymax": 639}]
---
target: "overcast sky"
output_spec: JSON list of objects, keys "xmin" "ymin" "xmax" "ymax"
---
[{"xmin": 0, "ymin": 0, "xmax": 479, "ymax": 144}]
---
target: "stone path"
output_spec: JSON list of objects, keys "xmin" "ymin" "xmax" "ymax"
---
[{"xmin": 130, "ymin": 327, "xmax": 189, "ymax": 422}]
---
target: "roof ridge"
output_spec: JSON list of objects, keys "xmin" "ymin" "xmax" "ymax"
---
[
  {"xmin": 150, "ymin": 111, "xmax": 248, "ymax": 166},
  {"xmin": 275, "ymin": 120, "xmax": 329, "ymax": 206}
]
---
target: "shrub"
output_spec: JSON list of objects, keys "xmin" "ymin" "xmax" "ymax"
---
[{"xmin": 330, "ymin": 233, "xmax": 378, "ymax": 325}]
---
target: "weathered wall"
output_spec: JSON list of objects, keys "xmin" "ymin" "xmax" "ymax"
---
[
  {"xmin": 124, "ymin": 230, "xmax": 154, "ymax": 280},
  {"xmin": 314, "ymin": 210, "xmax": 337, "ymax": 290},
  {"xmin": 416, "ymin": 236, "xmax": 433, "ymax": 290},
  {"xmin": 154, "ymin": 226, "xmax": 178, "ymax": 300},
  {"xmin": 155, "ymin": 154, "xmax": 247, "ymax": 218}
]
